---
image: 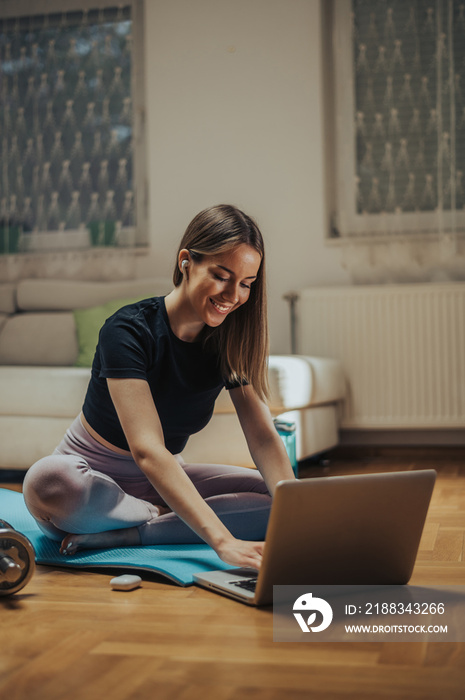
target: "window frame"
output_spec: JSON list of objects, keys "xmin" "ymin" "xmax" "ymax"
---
[
  {"xmin": 329, "ymin": 0, "xmax": 465, "ymax": 242},
  {"xmin": 0, "ymin": 0, "xmax": 148, "ymax": 252}
]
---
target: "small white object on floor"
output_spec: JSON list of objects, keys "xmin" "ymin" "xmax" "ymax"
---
[{"xmin": 110, "ymin": 574, "xmax": 142, "ymax": 591}]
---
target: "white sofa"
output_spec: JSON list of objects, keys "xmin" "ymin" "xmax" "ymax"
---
[{"xmin": 0, "ymin": 278, "xmax": 345, "ymax": 471}]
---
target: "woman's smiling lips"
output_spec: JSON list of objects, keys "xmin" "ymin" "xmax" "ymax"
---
[{"xmin": 210, "ymin": 298, "xmax": 232, "ymax": 314}]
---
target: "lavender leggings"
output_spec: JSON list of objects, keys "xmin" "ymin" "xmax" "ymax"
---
[{"xmin": 23, "ymin": 415, "xmax": 271, "ymax": 546}]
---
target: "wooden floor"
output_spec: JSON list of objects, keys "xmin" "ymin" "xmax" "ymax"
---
[{"xmin": 1, "ymin": 448, "xmax": 465, "ymax": 700}]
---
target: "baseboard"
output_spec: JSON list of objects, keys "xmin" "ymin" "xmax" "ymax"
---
[
  {"xmin": 339, "ymin": 429, "xmax": 465, "ymax": 447},
  {"xmin": 0, "ymin": 469, "xmax": 27, "ymax": 483}
]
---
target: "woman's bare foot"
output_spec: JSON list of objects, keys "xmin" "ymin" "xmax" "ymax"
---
[{"xmin": 60, "ymin": 526, "xmax": 141, "ymax": 556}]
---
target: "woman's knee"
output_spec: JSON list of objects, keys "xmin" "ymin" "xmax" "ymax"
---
[
  {"xmin": 23, "ymin": 454, "xmax": 89, "ymax": 513},
  {"xmin": 182, "ymin": 462, "xmax": 271, "ymax": 497},
  {"xmin": 221, "ymin": 466, "xmax": 271, "ymax": 496}
]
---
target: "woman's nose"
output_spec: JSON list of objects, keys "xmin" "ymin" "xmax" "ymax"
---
[{"xmin": 223, "ymin": 280, "xmax": 240, "ymax": 303}]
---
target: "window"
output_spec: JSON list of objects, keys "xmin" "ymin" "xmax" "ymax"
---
[
  {"xmin": 0, "ymin": 0, "xmax": 147, "ymax": 255},
  {"xmin": 330, "ymin": 0, "xmax": 465, "ymax": 240}
]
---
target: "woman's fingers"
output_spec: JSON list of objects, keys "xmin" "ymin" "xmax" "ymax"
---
[{"xmin": 216, "ymin": 539, "xmax": 265, "ymax": 570}]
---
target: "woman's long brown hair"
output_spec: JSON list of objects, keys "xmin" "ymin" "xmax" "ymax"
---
[{"xmin": 173, "ymin": 204, "xmax": 269, "ymax": 401}]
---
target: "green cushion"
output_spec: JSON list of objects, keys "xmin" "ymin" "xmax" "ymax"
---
[{"xmin": 73, "ymin": 296, "xmax": 145, "ymax": 367}]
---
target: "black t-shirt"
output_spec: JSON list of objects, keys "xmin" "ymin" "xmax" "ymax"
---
[{"xmin": 82, "ymin": 296, "xmax": 241, "ymax": 453}]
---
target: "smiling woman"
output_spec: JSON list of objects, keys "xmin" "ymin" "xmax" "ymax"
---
[
  {"xmin": 23, "ymin": 204, "xmax": 296, "ymax": 572},
  {"xmin": 167, "ymin": 244, "xmax": 260, "ymax": 333},
  {"xmin": 169, "ymin": 204, "xmax": 269, "ymax": 400}
]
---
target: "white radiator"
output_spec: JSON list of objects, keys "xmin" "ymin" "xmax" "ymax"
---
[{"xmin": 297, "ymin": 284, "xmax": 465, "ymax": 429}]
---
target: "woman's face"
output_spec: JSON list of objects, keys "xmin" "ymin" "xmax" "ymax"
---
[{"xmin": 182, "ymin": 243, "xmax": 262, "ymax": 327}]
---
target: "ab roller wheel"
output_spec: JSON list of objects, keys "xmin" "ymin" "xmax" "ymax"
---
[{"xmin": 0, "ymin": 519, "xmax": 36, "ymax": 596}]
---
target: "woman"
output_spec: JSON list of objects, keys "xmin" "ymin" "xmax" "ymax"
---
[{"xmin": 23, "ymin": 204, "xmax": 295, "ymax": 570}]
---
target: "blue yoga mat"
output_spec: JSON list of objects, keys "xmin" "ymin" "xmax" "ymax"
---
[{"xmin": 0, "ymin": 487, "xmax": 232, "ymax": 586}]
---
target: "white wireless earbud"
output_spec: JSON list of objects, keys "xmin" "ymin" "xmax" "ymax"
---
[{"xmin": 181, "ymin": 259, "xmax": 189, "ymax": 272}]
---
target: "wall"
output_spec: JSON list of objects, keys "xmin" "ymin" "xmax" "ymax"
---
[{"xmin": 136, "ymin": 0, "xmax": 350, "ymax": 353}]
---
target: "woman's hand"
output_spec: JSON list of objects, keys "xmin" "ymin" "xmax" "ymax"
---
[{"xmin": 215, "ymin": 537, "xmax": 264, "ymax": 570}]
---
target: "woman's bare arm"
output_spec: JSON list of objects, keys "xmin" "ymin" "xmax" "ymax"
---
[
  {"xmin": 107, "ymin": 377, "xmax": 264, "ymax": 569},
  {"xmin": 230, "ymin": 385, "xmax": 296, "ymax": 495}
]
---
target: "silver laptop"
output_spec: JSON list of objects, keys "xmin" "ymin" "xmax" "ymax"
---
[{"xmin": 193, "ymin": 469, "xmax": 436, "ymax": 606}]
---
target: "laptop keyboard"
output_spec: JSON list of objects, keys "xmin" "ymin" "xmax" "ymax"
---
[{"xmin": 229, "ymin": 577, "xmax": 258, "ymax": 592}]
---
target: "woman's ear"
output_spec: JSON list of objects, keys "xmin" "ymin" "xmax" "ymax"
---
[{"xmin": 178, "ymin": 249, "xmax": 191, "ymax": 279}]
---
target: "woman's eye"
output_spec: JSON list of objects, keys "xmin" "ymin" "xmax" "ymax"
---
[{"xmin": 212, "ymin": 273, "xmax": 251, "ymax": 289}]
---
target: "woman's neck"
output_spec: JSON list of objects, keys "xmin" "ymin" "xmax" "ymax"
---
[{"xmin": 164, "ymin": 289, "xmax": 205, "ymax": 342}]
